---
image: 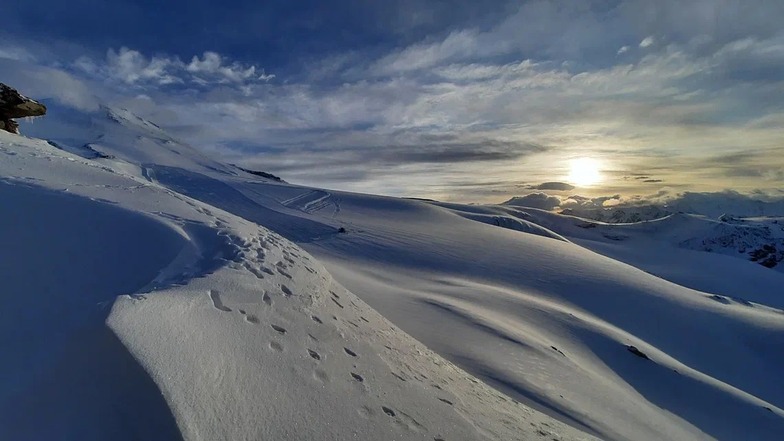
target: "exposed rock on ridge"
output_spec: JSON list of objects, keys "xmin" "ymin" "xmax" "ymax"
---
[{"xmin": 0, "ymin": 83, "xmax": 47, "ymax": 134}]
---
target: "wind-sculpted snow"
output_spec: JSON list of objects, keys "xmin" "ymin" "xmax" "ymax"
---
[{"xmin": 0, "ymin": 182, "xmax": 186, "ymax": 440}]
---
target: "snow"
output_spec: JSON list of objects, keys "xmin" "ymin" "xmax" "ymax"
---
[
  {"xmin": 0, "ymin": 124, "xmax": 593, "ymax": 440},
  {"xmin": 2, "ymin": 109, "xmax": 784, "ymax": 440}
]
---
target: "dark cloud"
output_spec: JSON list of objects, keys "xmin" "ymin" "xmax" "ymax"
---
[
  {"xmin": 642, "ymin": 179, "xmax": 663, "ymax": 183},
  {"xmin": 527, "ymin": 181, "xmax": 575, "ymax": 191},
  {"xmin": 380, "ymin": 141, "xmax": 546, "ymax": 165},
  {"xmin": 228, "ymin": 138, "xmax": 548, "ymax": 174}
]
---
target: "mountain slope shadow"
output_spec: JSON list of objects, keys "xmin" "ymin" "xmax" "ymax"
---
[
  {"xmin": 579, "ymin": 330, "xmax": 784, "ymax": 440},
  {"xmin": 0, "ymin": 182, "xmax": 186, "ymax": 440},
  {"xmin": 2, "ymin": 324, "xmax": 184, "ymax": 441}
]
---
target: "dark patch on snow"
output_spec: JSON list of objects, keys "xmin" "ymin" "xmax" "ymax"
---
[
  {"xmin": 234, "ymin": 165, "xmax": 284, "ymax": 182},
  {"xmin": 627, "ymin": 345, "xmax": 650, "ymax": 360}
]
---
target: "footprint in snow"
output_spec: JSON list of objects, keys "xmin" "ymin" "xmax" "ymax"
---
[
  {"xmin": 351, "ymin": 372, "xmax": 364, "ymax": 383},
  {"xmin": 307, "ymin": 349, "xmax": 321, "ymax": 361},
  {"xmin": 391, "ymin": 373, "xmax": 407, "ymax": 382},
  {"xmin": 311, "ymin": 315, "xmax": 323, "ymax": 324},
  {"xmin": 244, "ymin": 315, "xmax": 260, "ymax": 324},
  {"xmin": 271, "ymin": 324, "xmax": 287, "ymax": 334},
  {"xmin": 344, "ymin": 347, "xmax": 357, "ymax": 357},
  {"xmin": 280, "ymin": 285, "xmax": 293, "ymax": 296},
  {"xmin": 208, "ymin": 290, "xmax": 231, "ymax": 312},
  {"xmin": 262, "ymin": 292, "xmax": 272, "ymax": 306}
]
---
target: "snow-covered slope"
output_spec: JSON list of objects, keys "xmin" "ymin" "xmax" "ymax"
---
[
  {"xmin": 448, "ymin": 203, "xmax": 784, "ymax": 303},
  {"xmin": 4, "ymin": 108, "xmax": 784, "ymax": 441},
  {"xmin": 211, "ymin": 183, "xmax": 784, "ymax": 441},
  {"xmin": 0, "ymin": 125, "xmax": 593, "ymax": 440}
]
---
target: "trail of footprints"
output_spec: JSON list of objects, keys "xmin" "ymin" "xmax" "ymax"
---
[
  {"xmin": 206, "ymin": 247, "xmax": 466, "ymax": 440},
  {"xmin": 206, "ymin": 286, "xmax": 365, "ymax": 377},
  {"xmin": 136, "ymin": 195, "xmax": 547, "ymax": 439}
]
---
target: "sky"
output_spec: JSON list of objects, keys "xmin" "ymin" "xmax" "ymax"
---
[{"xmin": 1, "ymin": 0, "xmax": 783, "ymax": 206}]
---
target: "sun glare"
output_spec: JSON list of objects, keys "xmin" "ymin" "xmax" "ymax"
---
[{"xmin": 567, "ymin": 157, "xmax": 602, "ymax": 186}]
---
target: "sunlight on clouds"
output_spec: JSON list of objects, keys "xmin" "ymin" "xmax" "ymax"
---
[{"xmin": 567, "ymin": 157, "xmax": 603, "ymax": 187}]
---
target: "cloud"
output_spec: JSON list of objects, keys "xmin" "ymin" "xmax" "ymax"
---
[
  {"xmin": 0, "ymin": 45, "xmax": 36, "ymax": 62},
  {"xmin": 0, "ymin": 58, "xmax": 100, "ymax": 111},
  {"xmin": 106, "ymin": 48, "xmax": 180, "ymax": 85},
  {"xmin": 639, "ymin": 36, "xmax": 655, "ymax": 48},
  {"xmin": 503, "ymin": 193, "xmax": 562, "ymax": 210},
  {"xmin": 560, "ymin": 194, "xmax": 621, "ymax": 210},
  {"xmin": 528, "ymin": 182, "xmax": 575, "ymax": 191},
  {"xmin": 186, "ymin": 52, "xmax": 275, "ymax": 83},
  {"xmin": 373, "ymin": 30, "xmax": 481, "ymax": 74},
  {"xmin": 75, "ymin": 47, "xmax": 274, "ymax": 87}
]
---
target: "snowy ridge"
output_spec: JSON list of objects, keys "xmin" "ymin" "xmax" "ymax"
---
[{"xmin": 3, "ymin": 108, "xmax": 784, "ymax": 440}]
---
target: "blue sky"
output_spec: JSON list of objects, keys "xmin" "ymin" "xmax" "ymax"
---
[{"xmin": 2, "ymin": 1, "xmax": 783, "ymax": 205}]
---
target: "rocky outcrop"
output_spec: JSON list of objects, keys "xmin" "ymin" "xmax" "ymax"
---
[{"xmin": 0, "ymin": 83, "xmax": 47, "ymax": 134}]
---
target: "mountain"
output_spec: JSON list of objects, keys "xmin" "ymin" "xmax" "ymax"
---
[
  {"xmin": 2, "ymin": 106, "xmax": 783, "ymax": 441},
  {"xmin": 559, "ymin": 204, "xmax": 673, "ymax": 223},
  {"xmin": 556, "ymin": 193, "xmax": 784, "ymax": 224}
]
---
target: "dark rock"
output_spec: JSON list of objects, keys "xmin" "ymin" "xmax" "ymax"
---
[
  {"xmin": 337, "ymin": 227, "xmax": 347, "ymax": 233},
  {"xmin": 626, "ymin": 345, "xmax": 650, "ymax": 360},
  {"xmin": 0, "ymin": 83, "xmax": 47, "ymax": 134},
  {"xmin": 234, "ymin": 165, "xmax": 284, "ymax": 182}
]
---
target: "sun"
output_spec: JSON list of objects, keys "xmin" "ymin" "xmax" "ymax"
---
[{"xmin": 567, "ymin": 157, "xmax": 602, "ymax": 186}]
